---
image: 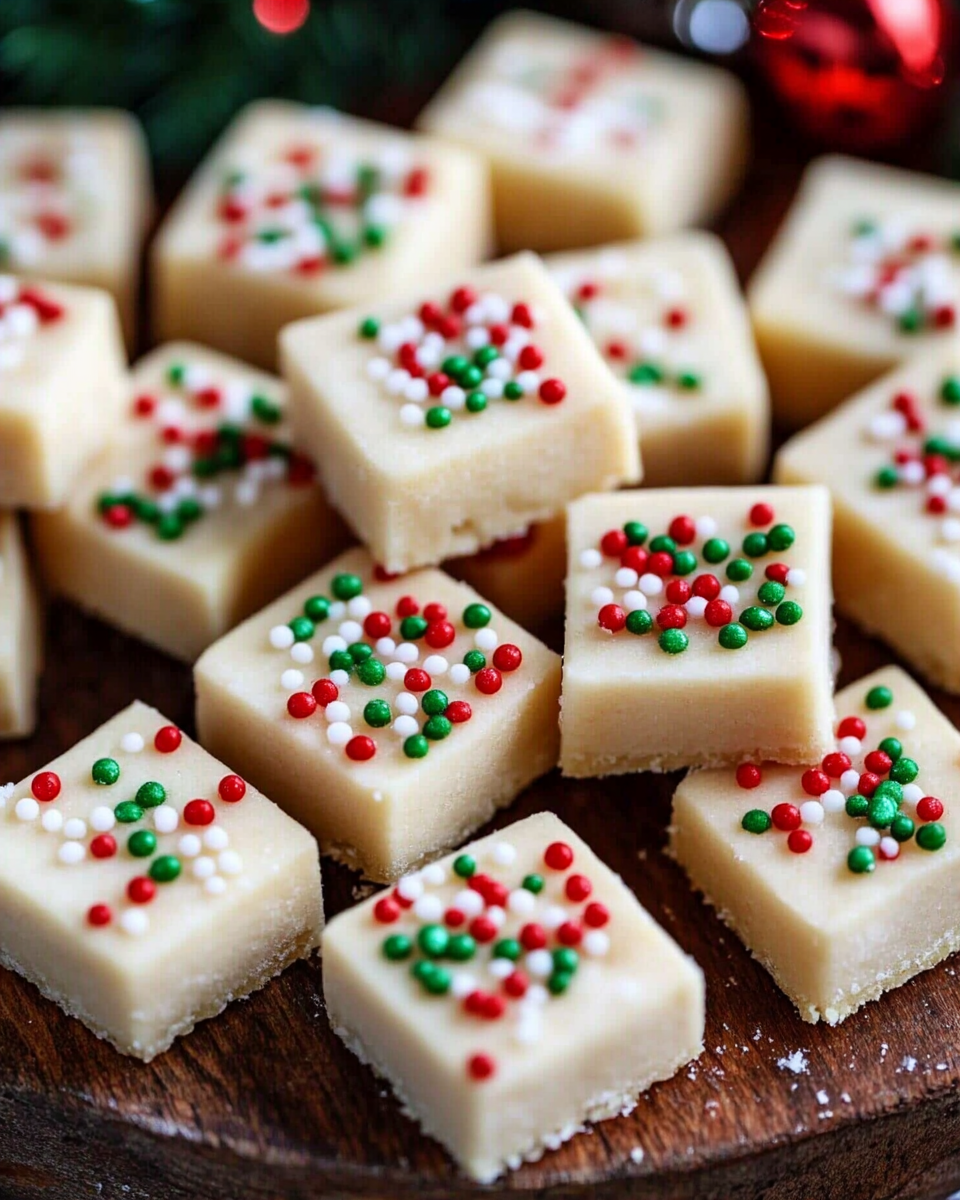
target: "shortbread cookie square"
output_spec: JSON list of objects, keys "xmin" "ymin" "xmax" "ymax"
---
[
  {"xmin": 446, "ymin": 515, "xmax": 567, "ymax": 632},
  {"xmin": 560, "ymin": 487, "xmax": 835, "ymax": 776},
  {"xmin": 0, "ymin": 108, "xmax": 151, "ymax": 344},
  {"xmin": 194, "ymin": 548, "xmax": 561, "ymax": 883},
  {"xmin": 748, "ymin": 155, "xmax": 960, "ymax": 427},
  {"xmin": 153, "ymin": 100, "xmax": 491, "ymax": 368},
  {"xmin": 0, "ymin": 276, "xmax": 126, "ymax": 509},
  {"xmin": 0, "ymin": 701, "xmax": 323, "ymax": 1060},
  {"xmin": 32, "ymin": 342, "xmax": 348, "ymax": 663},
  {"xmin": 672, "ymin": 667, "xmax": 958, "ymax": 1025},
  {"xmin": 775, "ymin": 347, "xmax": 960, "ymax": 692},
  {"xmin": 323, "ymin": 811, "xmax": 704, "ymax": 1183},
  {"xmin": 416, "ymin": 10, "xmax": 748, "ymax": 252},
  {"xmin": 546, "ymin": 233, "xmax": 769, "ymax": 486},
  {"xmin": 281, "ymin": 252, "xmax": 639, "ymax": 572},
  {"xmin": 0, "ymin": 513, "xmax": 42, "ymax": 740}
]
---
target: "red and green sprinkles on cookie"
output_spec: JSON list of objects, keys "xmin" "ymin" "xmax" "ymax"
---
[
  {"xmin": 359, "ymin": 285, "xmax": 566, "ymax": 429},
  {"xmin": 96, "ymin": 359, "xmax": 315, "ymax": 540},
  {"xmin": 737, "ymin": 683, "xmax": 945, "ymax": 874},
  {"xmin": 583, "ymin": 504, "xmax": 804, "ymax": 654},
  {"xmin": 274, "ymin": 572, "xmax": 521, "ymax": 762},
  {"xmin": 215, "ymin": 140, "xmax": 430, "ymax": 274},
  {"xmin": 371, "ymin": 837, "xmax": 612, "ymax": 1083},
  {"xmin": 3, "ymin": 726, "xmax": 248, "ymax": 932}
]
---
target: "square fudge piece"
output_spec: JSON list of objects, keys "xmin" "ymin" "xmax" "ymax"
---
[
  {"xmin": 416, "ymin": 10, "xmax": 748, "ymax": 253},
  {"xmin": 0, "ymin": 513, "xmax": 42, "ymax": 740},
  {"xmin": 195, "ymin": 548, "xmax": 561, "ymax": 882},
  {"xmin": 775, "ymin": 348, "xmax": 960, "ymax": 692},
  {"xmin": 323, "ymin": 811, "xmax": 704, "ymax": 1182},
  {"xmin": 0, "ymin": 109, "xmax": 151, "ymax": 344},
  {"xmin": 446, "ymin": 515, "xmax": 567, "ymax": 632},
  {"xmin": 561, "ymin": 487, "xmax": 835, "ymax": 777},
  {"xmin": 32, "ymin": 343, "xmax": 348, "ymax": 663},
  {"xmin": 281, "ymin": 252, "xmax": 639, "ymax": 572},
  {"xmin": 0, "ymin": 701, "xmax": 323, "ymax": 1060},
  {"xmin": 546, "ymin": 233, "xmax": 770, "ymax": 487},
  {"xmin": 153, "ymin": 101, "xmax": 491, "ymax": 369},
  {"xmin": 672, "ymin": 667, "xmax": 959, "ymax": 1024},
  {"xmin": 0, "ymin": 276, "xmax": 126, "ymax": 509},
  {"xmin": 749, "ymin": 155, "xmax": 960, "ymax": 428}
]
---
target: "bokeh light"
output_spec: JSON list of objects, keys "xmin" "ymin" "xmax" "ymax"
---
[{"xmin": 252, "ymin": 0, "xmax": 310, "ymax": 35}]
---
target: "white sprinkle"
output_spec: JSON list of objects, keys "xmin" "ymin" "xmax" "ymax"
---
[
  {"xmin": 423, "ymin": 655, "xmax": 449, "ymax": 675},
  {"xmin": 413, "ymin": 894, "xmax": 444, "ymax": 922},
  {"xmin": 786, "ymin": 568, "xmax": 806, "ymax": 587},
  {"xmin": 486, "ymin": 906, "xmax": 506, "ymax": 930},
  {"xmin": 583, "ymin": 930, "xmax": 610, "ymax": 957},
  {"xmin": 89, "ymin": 806, "xmax": 116, "ymax": 832},
  {"xmin": 281, "ymin": 668, "xmax": 305, "ymax": 691},
  {"xmin": 451, "ymin": 972, "xmax": 477, "ymax": 999},
  {"xmin": 121, "ymin": 732, "xmax": 145, "ymax": 753},
  {"xmin": 686, "ymin": 596, "xmax": 708, "ymax": 619},
  {"xmin": 622, "ymin": 590, "xmax": 647, "ymax": 611},
  {"xmin": 64, "ymin": 818, "xmax": 87, "ymax": 840},
  {"xmin": 394, "ymin": 642, "xmax": 420, "ymax": 663},
  {"xmin": 178, "ymin": 834, "xmax": 202, "ymax": 858},
  {"xmin": 375, "ymin": 637, "xmax": 396, "ymax": 657},
  {"xmin": 903, "ymin": 783, "xmax": 923, "ymax": 805},
  {"xmin": 393, "ymin": 715, "xmax": 419, "ymax": 737},
  {"xmin": 219, "ymin": 850, "xmax": 243, "ymax": 875},
  {"xmin": 326, "ymin": 722, "xmax": 352, "ymax": 746},
  {"xmin": 800, "ymin": 801, "xmax": 824, "ymax": 826},
  {"xmin": 442, "ymin": 385, "xmax": 466, "ymax": 410},
  {"xmin": 840, "ymin": 769, "xmax": 861, "ymax": 792},
  {"xmin": 270, "ymin": 625, "xmax": 295, "ymax": 650},
  {"xmin": 695, "ymin": 516, "xmax": 718, "ymax": 539},
  {"xmin": 325, "ymin": 700, "xmax": 351, "ymax": 724},
  {"xmin": 204, "ymin": 826, "xmax": 229, "ymax": 851},
  {"xmin": 290, "ymin": 642, "xmax": 314, "ymax": 665},
  {"xmin": 330, "ymin": 669, "xmax": 351, "ymax": 687},
  {"xmin": 121, "ymin": 910, "xmax": 149, "ymax": 936},
  {"xmin": 322, "ymin": 635, "xmax": 347, "ymax": 656},
  {"xmin": 328, "ymin": 601, "xmax": 346, "ymax": 620},
  {"xmin": 403, "ymin": 377, "xmax": 429, "ymax": 403},
  {"xmin": 591, "ymin": 586, "xmax": 615, "ymax": 606},
  {"xmin": 822, "ymin": 789, "xmax": 845, "ymax": 814},
  {"xmin": 579, "ymin": 548, "xmax": 602, "ymax": 570},
  {"xmin": 488, "ymin": 958, "xmax": 514, "ymax": 980},
  {"xmin": 193, "ymin": 856, "xmax": 216, "ymax": 880},
  {"xmin": 856, "ymin": 827, "xmax": 881, "ymax": 847},
  {"xmin": 507, "ymin": 888, "xmax": 536, "ymax": 915},
  {"xmin": 838, "ymin": 736, "xmax": 862, "ymax": 756},
  {"xmin": 153, "ymin": 806, "xmax": 179, "ymax": 834},
  {"xmin": 454, "ymin": 889, "xmax": 484, "ymax": 918},
  {"xmin": 542, "ymin": 904, "xmax": 567, "ymax": 930},
  {"xmin": 421, "ymin": 863, "xmax": 446, "ymax": 886},
  {"xmin": 719, "ymin": 585, "xmax": 740, "ymax": 605},
  {"xmin": 526, "ymin": 949, "xmax": 554, "ymax": 978},
  {"xmin": 366, "ymin": 356, "xmax": 390, "ymax": 380},
  {"xmin": 615, "ymin": 567, "xmax": 639, "ymax": 588},
  {"xmin": 475, "ymin": 628, "xmax": 498, "ymax": 651},
  {"xmin": 896, "ymin": 710, "xmax": 916, "ymax": 731},
  {"xmin": 449, "ymin": 663, "xmax": 470, "ymax": 685},
  {"xmin": 880, "ymin": 837, "xmax": 899, "ymax": 859},
  {"xmin": 491, "ymin": 841, "xmax": 516, "ymax": 866},
  {"xmin": 393, "ymin": 692, "xmax": 417, "ymax": 716},
  {"xmin": 338, "ymin": 620, "xmax": 363, "ymax": 643},
  {"xmin": 15, "ymin": 797, "xmax": 39, "ymax": 821},
  {"xmin": 400, "ymin": 403, "xmax": 425, "ymax": 427},
  {"xmin": 396, "ymin": 875, "xmax": 423, "ymax": 902},
  {"xmin": 386, "ymin": 662, "xmax": 407, "ymax": 682},
  {"xmin": 205, "ymin": 876, "xmax": 227, "ymax": 896},
  {"xmin": 41, "ymin": 810, "xmax": 64, "ymax": 833},
  {"xmin": 638, "ymin": 573, "xmax": 663, "ymax": 597},
  {"xmin": 58, "ymin": 841, "xmax": 85, "ymax": 865}
]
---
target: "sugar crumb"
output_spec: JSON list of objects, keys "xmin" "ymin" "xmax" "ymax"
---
[
  {"xmin": 629, "ymin": 1148, "xmax": 645, "ymax": 1164},
  {"xmin": 777, "ymin": 1050, "xmax": 809, "ymax": 1075}
]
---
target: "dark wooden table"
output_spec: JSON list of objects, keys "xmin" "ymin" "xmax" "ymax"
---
[{"xmin": 4, "ymin": 64, "xmax": 960, "ymax": 1200}]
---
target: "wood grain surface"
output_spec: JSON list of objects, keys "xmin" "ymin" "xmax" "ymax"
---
[{"xmin": 3, "ymin": 37, "xmax": 960, "ymax": 1200}]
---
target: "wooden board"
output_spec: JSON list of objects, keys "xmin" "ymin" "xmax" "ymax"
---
[{"xmin": 4, "ymin": 60, "xmax": 960, "ymax": 1200}]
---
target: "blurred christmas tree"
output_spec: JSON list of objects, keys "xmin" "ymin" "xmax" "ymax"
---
[{"xmin": 0, "ymin": 0, "xmax": 483, "ymax": 173}]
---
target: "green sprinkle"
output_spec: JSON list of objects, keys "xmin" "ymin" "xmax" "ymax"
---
[
  {"xmin": 167, "ymin": 363, "xmax": 186, "ymax": 387},
  {"xmin": 867, "ymin": 794, "xmax": 899, "ymax": 829},
  {"xmin": 331, "ymin": 573, "xmax": 363, "ymax": 601},
  {"xmin": 866, "ymin": 685, "xmax": 893, "ymax": 710},
  {"xmin": 328, "ymin": 649, "xmax": 353, "ymax": 674},
  {"xmin": 875, "ymin": 465, "xmax": 900, "ymax": 489},
  {"xmin": 649, "ymin": 535, "xmax": 676, "ymax": 555},
  {"xmin": 522, "ymin": 874, "xmax": 544, "ymax": 894},
  {"xmin": 128, "ymin": 829, "xmax": 157, "ymax": 858},
  {"xmin": 703, "ymin": 538, "xmax": 730, "ymax": 564},
  {"xmin": 494, "ymin": 938, "xmax": 521, "ymax": 961},
  {"xmin": 446, "ymin": 934, "xmax": 476, "ymax": 962},
  {"xmin": 423, "ymin": 715, "xmax": 452, "ymax": 740},
  {"xmin": 548, "ymin": 971, "xmax": 573, "ymax": 995},
  {"xmin": 442, "ymin": 355, "xmax": 469, "ymax": 377},
  {"xmin": 890, "ymin": 814, "xmax": 915, "ymax": 842},
  {"xmin": 775, "ymin": 601, "xmax": 803, "ymax": 626},
  {"xmin": 114, "ymin": 801, "xmax": 143, "ymax": 824},
  {"xmin": 149, "ymin": 855, "xmax": 181, "ymax": 883},
  {"xmin": 767, "ymin": 524, "xmax": 796, "ymax": 552},
  {"xmin": 358, "ymin": 316, "xmax": 380, "ymax": 339},
  {"xmin": 91, "ymin": 758, "xmax": 120, "ymax": 786},
  {"xmin": 873, "ymin": 780, "xmax": 903, "ymax": 806},
  {"xmin": 383, "ymin": 934, "xmax": 412, "ymax": 960},
  {"xmin": 628, "ymin": 362, "xmax": 663, "ymax": 385},
  {"xmin": 676, "ymin": 370, "xmax": 701, "ymax": 390},
  {"xmin": 473, "ymin": 345, "xmax": 499, "ymax": 368},
  {"xmin": 420, "ymin": 964, "xmax": 452, "ymax": 995},
  {"xmin": 847, "ymin": 846, "xmax": 876, "ymax": 874},
  {"xmin": 403, "ymin": 734, "xmax": 429, "ymax": 759},
  {"xmin": 421, "ymin": 689, "xmax": 449, "ymax": 716},
  {"xmin": 740, "ymin": 606, "xmax": 774, "ymax": 632},
  {"xmin": 726, "ymin": 558, "xmax": 753, "ymax": 582},
  {"xmin": 626, "ymin": 609, "xmax": 653, "ymax": 635},
  {"xmin": 941, "ymin": 376, "xmax": 960, "ymax": 405},
  {"xmin": 418, "ymin": 924, "xmax": 449, "ymax": 958},
  {"xmin": 673, "ymin": 550, "xmax": 697, "ymax": 576},
  {"xmin": 623, "ymin": 521, "xmax": 648, "ymax": 545},
  {"xmin": 462, "ymin": 603, "xmax": 491, "ymax": 629},
  {"xmin": 741, "ymin": 809, "xmax": 771, "ymax": 834},
  {"xmin": 400, "ymin": 615, "xmax": 428, "ymax": 640},
  {"xmin": 852, "ymin": 218, "xmax": 877, "ymax": 237},
  {"xmin": 889, "ymin": 757, "xmax": 918, "ymax": 784},
  {"xmin": 742, "ymin": 532, "xmax": 768, "ymax": 558},
  {"xmin": 845, "ymin": 794, "xmax": 869, "ymax": 818},
  {"xmin": 289, "ymin": 616, "xmax": 315, "ymax": 642},
  {"xmin": 758, "ymin": 581, "xmax": 785, "ymax": 606},
  {"xmin": 251, "ymin": 394, "xmax": 282, "ymax": 425},
  {"xmin": 364, "ymin": 699, "xmax": 392, "ymax": 728},
  {"xmin": 463, "ymin": 650, "xmax": 486, "ymax": 673},
  {"xmin": 878, "ymin": 736, "xmax": 902, "ymax": 762},
  {"xmin": 658, "ymin": 628, "xmax": 688, "ymax": 654},
  {"xmin": 453, "ymin": 854, "xmax": 476, "ymax": 878},
  {"xmin": 156, "ymin": 513, "xmax": 184, "ymax": 541},
  {"xmin": 899, "ymin": 307, "xmax": 922, "ymax": 333},
  {"xmin": 426, "ymin": 406, "xmax": 452, "ymax": 429},
  {"xmin": 363, "ymin": 225, "xmax": 386, "ymax": 247},
  {"xmin": 718, "ymin": 623, "xmax": 748, "ymax": 650},
  {"xmin": 348, "ymin": 642, "xmax": 373, "ymax": 662},
  {"xmin": 466, "ymin": 391, "xmax": 487, "ymax": 413},
  {"xmin": 553, "ymin": 947, "xmax": 579, "ymax": 974},
  {"xmin": 136, "ymin": 781, "xmax": 165, "ymax": 809},
  {"xmin": 356, "ymin": 658, "xmax": 386, "ymax": 687},
  {"xmin": 503, "ymin": 380, "xmax": 523, "ymax": 400},
  {"xmin": 916, "ymin": 822, "xmax": 947, "ymax": 851},
  {"xmin": 460, "ymin": 365, "xmax": 484, "ymax": 389}
]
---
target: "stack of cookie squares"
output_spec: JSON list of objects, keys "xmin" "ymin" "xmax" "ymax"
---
[{"xmin": 6, "ymin": 6, "xmax": 960, "ymax": 1188}]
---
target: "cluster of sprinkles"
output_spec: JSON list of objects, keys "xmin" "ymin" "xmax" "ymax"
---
[
  {"xmin": 831, "ymin": 218, "xmax": 959, "ymax": 333},
  {"xmin": 552, "ymin": 257, "xmax": 703, "ymax": 403},
  {"xmin": 373, "ymin": 836, "xmax": 611, "ymax": 1083},
  {"xmin": 0, "ymin": 725, "xmax": 248, "ymax": 934},
  {"xmin": 358, "ymin": 285, "xmax": 566, "ymax": 429},
  {"xmin": 275, "ymin": 571, "xmax": 521, "ymax": 761},
  {"xmin": 868, "ymin": 375, "xmax": 960, "ymax": 568},
  {"xmin": 0, "ymin": 136, "xmax": 101, "ymax": 268},
  {"xmin": 467, "ymin": 36, "xmax": 660, "ymax": 155},
  {"xmin": 0, "ymin": 276, "xmax": 64, "ymax": 371},
  {"xmin": 738, "ymin": 683, "xmax": 947, "ymax": 873},
  {"xmin": 95, "ymin": 359, "xmax": 315, "ymax": 541},
  {"xmin": 215, "ymin": 137, "xmax": 429, "ymax": 275},
  {"xmin": 581, "ymin": 503, "xmax": 804, "ymax": 654}
]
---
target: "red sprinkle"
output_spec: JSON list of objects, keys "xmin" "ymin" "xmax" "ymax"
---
[
  {"xmin": 556, "ymin": 921, "xmax": 582, "ymax": 946},
  {"xmin": 87, "ymin": 904, "xmax": 112, "ymax": 927},
  {"xmin": 404, "ymin": 668, "xmax": 432, "ymax": 693},
  {"xmin": 544, "ymin": 841, "xmax": 574, "ymax": 871},
  {"xmin": 736, "ymin": 763, "xmax": 762, "ymax": 789},
  {"xmin": 801, "ymin": 769, "xmax": 830, "ymax": 796},
  {"xmin": 312, "ymin": 679, "xmax": 339, "ymax": 707},
  {"xmin": 772, "ymin": 803, "xmax": 802, "ymax": 832},
  {"xmin": 396, "ymin": 595, "xmax": 419, "ymax": 618},
  {"xmin": 704, "ymin": 599, "xmax": 732, "ymax": 627},
  {"xmin": 520, "ymin": 923, "xmax": 547, "ymax": 950},
  {"xmin": 154, "ymin": 725, "xmax": 182, "ymax": 754},
  {"xmin": 692, "ymin": 574, "xmax": 721, "ymax": 600},
  {"xmin": 467, "ymin": 1053, "xmax": 496, "ymax": 1081},
  {"xmin": 821, "ymin": 752, "xmax": 851, "ymax": 778},
  {"xmin": 469, "ymin": 916, "xmax": 497, "ymax": 943},
  {"xmin": 539, "ymin": 378, "xmax": 566, "ymax": 405},
  {"xmin": 425, "ymin": 620, "xmax": 456, "ymax": 649},
  {"xmin": 858, "ymin": 772, "xmax": 880, "ymax": 798},
  {"xmin": 127, "ymin": 877, "xmax": 156, "ymax": 905},
  {"xmin": 474, "ymin": 667, "xmax": 503, "ymax": 695},
  {"xmin": 374, "ymin": 896, "xmax": 400, "ymax": 924},
  {"xmin": 647, "ymin": 551, "xmax": 674, "ymax": 577},
  {"xmin": 656, "ymin": 604, "xmax": 687, "ymax": 631},
  {"xmin": 668, "ymin": 515, "xmax": 696, "ymax": 545},
  {"xmin": 90, "ymin": 834, "xmax": 117, "ymax": 859},
  {"xmin": 864, "ymin": 750, "xmax": 892, "ymax": 776},
  {"xmin": 445, "ymin": 701, "xmax": 472, "ymax": 724},
  {"xmin": 346, "ymin": 735, "xmax": 376, "ymax": 762},
  {"xmin": 287, "ymin": 691, "xmax": 317, "ymax": 719},
  {"xmin": 503, "ymin": 970, "xmax": 528, "ymax": 998},
  {"xmin": 917, "ymin": 796, "xmax": 944, "ymax": 822},
  {"xmin": 837, "ymin": 716, "xmax": 866, "ymax": 740},
  {"xmin": 565, "ymin": 874, "xmax": 592, "ymax": 902},
  {"xmin": 601, "ymin": 529, "xmax": 628, "ymax": 557},
  {"xmin": 765, "ymin": 563, "xmax": 790, "ymax": 585},
  {"xmin": 218, "ymin": 774, "xmax": 246, "ymax": 803},
  {"xmin": 584, "ymin": 902, "xmax": 610, "ymax": 928},
  {"xmin": 184, "ymin": 799, "xmax": 215, "ymax": 826},
  {"xmin": 493, "ymin": 644, "xmax": 522, "ymax": 672},
  {"xmin": 621, "ymin": 545, "xmax": 648, "ymax": 573},
  {"xmin": 749, "ymin": 502, "xmax": 774, "ymax": 527},
  {"xmin": 32, "ymin": 772, "xmax": 61, "ymax": 802},
  {"xmin": 666, "ymin": 579, "xmax": 691, "ymax": 605},
  {"xmin": 364, "ymin": 611, "xmax": 392, "ymax": 639},
  {"xmin": 788, "ymin": 829, "xmax": 813, "ymax": 854}
]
